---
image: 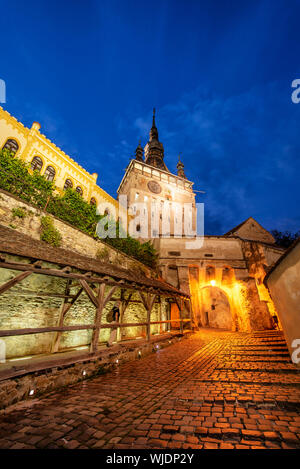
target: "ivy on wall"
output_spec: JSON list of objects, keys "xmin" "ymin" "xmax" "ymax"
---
[
  {"xmin": 0, "ymin": 149, "xmax": 158, "ymax": 268},
  {"xmin": 40, "ymin": 216, "xmax": 62, "ymax": 247}
]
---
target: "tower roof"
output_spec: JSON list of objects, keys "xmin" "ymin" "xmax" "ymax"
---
[
  {"xmin": 149, "ymin": 108, "xmax": 159, "ymax": 141},
  {"xmin": 135, "ymin": 140, "xmax": 144, "ymax": 161},
  {"xmin": 144, "ymin": 108, "xmax": 168, "ymax": 171},
  {"xmin": 176, "ymin": 153, "xmax": 186, "ymax": 179}
]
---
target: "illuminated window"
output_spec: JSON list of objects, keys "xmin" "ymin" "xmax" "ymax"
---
[
  {"xmin": 63, "ymin": 179, "xmax": 73, "ymax": 190},
  {"xmin": 76, "ymin": 186, "xmax": 83, "ymax": 196},
  {"xmin": 44, "ymin": 165, "xmax": 55, "ymax": 181},
  {"xmin": 31, "ymin": 156, "xmax": 43, "ymax": 172},
  {"xmin": 206, "ymin": 266, "xmax": 215, "ymax": 283},
  {"xmin": 222, "ymin": 267, "xmax": 234, "ymax": 285},
  {"xmin": 90, "ymin": 197, "xmax": 97, "ymax": 205},
  {"xmin": 2, "ymin": 139, "xmax": 19, "ymax": 156}
]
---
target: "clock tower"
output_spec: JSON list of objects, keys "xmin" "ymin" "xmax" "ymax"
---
[{"xmin": 117, "ymin": 110, "xmax": 197, "ymax": 240}]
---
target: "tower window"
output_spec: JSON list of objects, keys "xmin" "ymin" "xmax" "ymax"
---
[
  {"xmin": 63, "ymin": 178, "xmax": 73, "ymax": 190},
  {"xmin": 76, "ymin": 186, "xmax": 83, "ymax": 196},
  {"xmin": 31, "ymin": 156, "xmax": 43, "ymax": 172},
  {"xmin": 2, "ymin": 139, "xmax": 19, "ymax": 156},
  {"xmin": 90, "ymin": 197, "xmax": 97, "ymax": 206},
  {"xmin": 44, "ymin": 165, "xmax": 56, "ymax": 181}
]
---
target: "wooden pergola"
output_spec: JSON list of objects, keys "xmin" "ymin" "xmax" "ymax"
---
[{"xmin": 0, "ymin": 226, "xmax": 192, "ymax": 356}]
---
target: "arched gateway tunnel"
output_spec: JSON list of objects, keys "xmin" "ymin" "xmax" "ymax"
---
[{"xmin": 0, "ymin": 227, "xmax": 300, "ymax": 450}]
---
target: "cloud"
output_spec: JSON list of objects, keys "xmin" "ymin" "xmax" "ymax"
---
[{"xmin": 131, "ymin": 81, "xmax": 300, "ymax": 234}]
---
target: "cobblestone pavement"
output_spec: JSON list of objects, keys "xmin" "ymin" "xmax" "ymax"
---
[{"xmin": 0, "ymin": 329, "xmax": 300, "ymax": 449}]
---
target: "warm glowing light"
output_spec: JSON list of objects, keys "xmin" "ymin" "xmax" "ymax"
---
[{"xmin": 210, "ymin": 280, "xmax": 216, "ymax": 286}]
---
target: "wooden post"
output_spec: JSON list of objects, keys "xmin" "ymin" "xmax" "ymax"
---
[
  {"xmin": 139, "ymin": 292, "xmax": 156, "ymax": 341},
  {"xmin": 52, "ymin": 282, "xmax": 83, "ymax": 352},
  {"xmin": 90, "ymin": 283, "xmax": 105, "ymax": 353},
  {"xmin": 174, "ymin": 297, "xmax": 184, "ymax": 333},
  {"xmin": 188, "ymin": 298, "xmax": 193, "ymax": 330},
  {"xmin": 179, "ymin": 298, "xmax": 184, "ymax": 333},
  {"xmin": 117, "ymin": 291, "xmax": 132, "ymax": 342},
  {"xmin": 159, "ymin": 297, "xmax": 162, "ymax": 334},
  {"xmin": 86, "ymin": 283, "xmax": 118, "ymax": 353}
]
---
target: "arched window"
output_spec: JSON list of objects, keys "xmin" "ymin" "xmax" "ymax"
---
[
  {"xmin": 205, "ymin": 266, "xmax": 215, "ymax": 283},
  {"xmin": 76, "ymin": 186, "xmax": 83, "ymax": 196},
  {"xmin": 104, "ymin": 207, "xmax": 110, "ymax": 216},
  {"xmin": 63, "ymin": 179, "xmax": 73, "ymax": 190},
  {"xmin": 44, "ymin": 165, "xmax": 55, "ymax": 181},
  {"xmin": 222, "ymin": 267, "xmax": 235, "ymax": 286},
  {"xmin": 90, "ymin": 197, "xmax": 97, "ymax": 206},
  {"xmin": 2, "ymin": 139, "xmax": 19, "ymax": 156},
  {"xmin": 31, "ymin": 156, "xmax": 43, "ymax": 172}
]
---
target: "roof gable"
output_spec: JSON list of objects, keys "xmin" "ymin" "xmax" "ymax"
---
[{"xmin": 225, "ymin": 217, "xmax": 275, "ymax": 244}]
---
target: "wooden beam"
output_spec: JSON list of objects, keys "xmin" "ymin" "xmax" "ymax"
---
[
  {"xmin": 52, "ymin": 283, "xmax": 84, "ymax": 353},
  {"xmin": 79, "ymin": 279, "xmax": 99, "ymax": 308},
  {"xmin": 138, "ymin": 292, "xmax": 157, "ymax": 341},
  {"xmin": 0, "ymin": 259, "xmax": 187, "ymax": 298},
  {"xmin": 0, "ymin": 319, "xmax": 193, "ymax": 338},
  {"xmin": 89, "ymin": 283, "xmax": 117, "ymax": 353},
  {"xmin": 0, "ymin": 271, "xmax": 32, "ymax": 295},
  {"xmin": 90, "ymin": 283, "xmax": 105, "ymax": 353}
]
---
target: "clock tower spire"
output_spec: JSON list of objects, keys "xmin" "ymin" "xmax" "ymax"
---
[{"xmin": 144, "ymin": 108, "xmax": 168, "ymax": 171}]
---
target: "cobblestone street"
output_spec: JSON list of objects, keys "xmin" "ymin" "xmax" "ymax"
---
[{"xmin": 0, "ymin": 329, "xmax": 299, "ymax": 450}]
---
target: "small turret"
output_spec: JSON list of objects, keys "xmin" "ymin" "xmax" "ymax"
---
[
  {"xmin": 176, "ymin": 153, "xmax": 186, "ymax": 179},
  {"xmin": 135, "ymin": 140, "xmax": 144, "ymax": 161}
]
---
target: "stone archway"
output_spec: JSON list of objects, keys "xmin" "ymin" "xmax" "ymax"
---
[{"xmin": 200, "ymin": 286, "xmax": 232, "ymax": 330}]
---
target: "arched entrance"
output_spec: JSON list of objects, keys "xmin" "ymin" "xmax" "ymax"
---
[{"xmin": 200, "ymin": 286, "xmax": 232, "ymax": 330}]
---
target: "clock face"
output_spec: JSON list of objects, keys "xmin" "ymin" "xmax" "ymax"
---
[{"xmin": 147, "ymin": 180, "xmax": 162, "ymax": 194}]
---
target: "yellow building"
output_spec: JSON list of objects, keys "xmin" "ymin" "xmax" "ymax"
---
[{"xmin": 0, "ymin": 106, "xmax": 119, "ymax": 214}]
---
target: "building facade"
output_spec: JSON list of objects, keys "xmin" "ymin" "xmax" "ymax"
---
[
  {"xmin": 117, "ymin": 109, "xmax": 197, "ymax": 239},
  {"xmin": 119, "ymin": 111, "xmax": 285, "ymax": 332},
  {"xmin": 0, "ymin": 106, "xmax": 118, "ymax": 214}
]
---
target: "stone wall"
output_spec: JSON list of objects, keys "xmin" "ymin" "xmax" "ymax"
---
[
  {"xmin": 0, "ymin": 189, "xmax": 153, "ymax": 277},
  {"xmin": 0, "ymin": 191, "xmax": 174, "ymax": 359},
  {"xmin": 0, "ymin": 252, "xmax": 171, "ymax": 359},
  {"xmin": 156, "ymin": 235, "xmax": 283, "ymax": 333},
  {"xmin": 265, "ymin": 240, "xmax": 300, "ymax": 362}
]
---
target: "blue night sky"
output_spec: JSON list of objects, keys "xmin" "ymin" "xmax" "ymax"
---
[{"xmin": 1, "ymin": 0, "xmax": 300, "ymax": 235}]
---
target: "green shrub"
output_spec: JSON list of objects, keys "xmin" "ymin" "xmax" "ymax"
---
[
  {"xmin": 0, "ymin": 149, "xmax": 158, "ymax": 268},
  {"xmin": 0, "ymin": 149, "xmax": 54, "ymax": 207},
  {"xmin": 11, "ymin": 207, "xmax": 27, "ymax": 219},
  {"xmin": 96, "ymin": 246, "xmax": 110, "ymax": 261},
  {"xmin": 40, "ymin": 216, "xmax": 62, "ymax": 247}
]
